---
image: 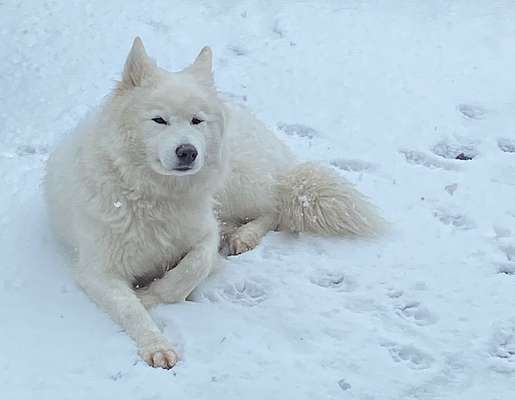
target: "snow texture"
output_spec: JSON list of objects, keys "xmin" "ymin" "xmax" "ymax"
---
[{"xmin": 1, "ymin": 1, "xmax": 515, "ymax": 399}]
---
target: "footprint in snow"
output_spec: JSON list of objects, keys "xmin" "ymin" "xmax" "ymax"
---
[
  {"xmin": 433, "ymin": 208, "xmax": 475, "ymax": 230},
  {"xmin": 272, "ymin": 19, "xmax": 287, "ymax": 38},
  {"xmin": 444, "ymin": 183, "xmax": 458, "ymax": 196},
  {"xmin": 399, "ymin": 149, "xmax": 460, "ymax": 171},
  {"xmin": 195, "ymin": 280, "xmax": 268, "ymax": 307},
  {"xmin": 497, "ymin": 263, "xmax": 515, "ymax": 275},
  {"xmin": 310, "ymin": 270, "xmax": 357, "ymax": 292},
  {"xmin": 330, "ymin": 158, "xmax": 376, "ymax": 173},
  {"xmin": 143, "ymin": 19, "xmax": 171, "ymax": 34},
  {"xmin": 220, "ymin": 91, "xmax": 247, "ymax": 104},
  {"xmin": 489, "ymin": 320, "xmax": 515, "ymax": 373},
  {"xmin": 498, "ymin": 137, "xmax": 515, "ymax": 153},
  {"xmin": 382, "ymin": 342, "xmax": 434, "ymax": 370},
  {"xmin": 386, "ymin": 288, "xmax": 404, "ymax": 299},
  {"xmin": 396, "ymin": 301, "xmax": 437, "ymax": 326},
  {"xmin": 457, "ymin": 103, "xmax": 487, "ymax": 120},
  {"xmin": 16, "ymin": 144, "xmax": 48, "ymax": 156},
  {"xmin": 431, "ymin": 140, "xmax": 478, "ymax": 161},
  {"xmin": 228, "ymin": 44, "xmax": 248, "ymax": 57},
  {"xmin": 492, "ymin": 232, "xmax": 515, "ymax": 275},
  {"xmin": 497, "ymin": 238, "xmax": 515, "ymax": 263},
  {"xmin": 337, "ymin": 379, "xmax": 352, "ymax": 391},
  {"xmin": 277, "ymin": 122, "xmax": 319, "ymax": 139}
]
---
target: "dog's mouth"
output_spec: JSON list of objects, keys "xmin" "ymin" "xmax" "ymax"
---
[
  {"xmin": 151, "ymin": 159, "xmax": 201, "ymax": 176},
  {"xmin": 173, "ymin": 166, "xmax": 193, "ymax": 172}
]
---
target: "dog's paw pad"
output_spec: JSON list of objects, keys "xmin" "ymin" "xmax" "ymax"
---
[
  {"xmin": 383, "ymin": 342, "xmax": 434, "ymax": 370},
  {"xmin": 151, "ymin": 350, "xmax": 177, "ymax": 369},
  {"xmin": 489, "ymin": 321, "xmax": 515, "ymax": 373},
  {"xmin": 229, "ymin": 237, "xmax": 253, "ymax": 255},
  {"xmin": 277, "ymin": 122, "xmax": 319, "ymax": 139},
  {"xmin": 498, "ymin": 138, "xmax": 515, "ymax": 153},
  {"xmin": 222, "ymin": 231, "xmax": 260, "ymax": 256},
  {"xmin": 396, "ymin": 301, "xmax": 437, "ymax": 326},
  {"xmin": 139, "ymin": 346, "xmax": 178, "ymax": 370},
  {"xmin": 310, "ymin": 271, "xmax": 357, "ymax": 292}
]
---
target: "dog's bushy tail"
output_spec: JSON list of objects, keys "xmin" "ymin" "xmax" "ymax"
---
[{"xmin": 276, "ymin": 162, "xmax": 386, "ymax": 237}]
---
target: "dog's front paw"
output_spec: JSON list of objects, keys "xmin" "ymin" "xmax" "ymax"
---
[
  {"xmin": 139, "ymin": 344, "xmax": 178, "ymax": 369},
  {"xmin": 222, "ymin": 231, "xmax": 259, "ymax": 256},
  {"xmin": 229, "ymin": 236, "xmax": 252, "ymax": 255}
]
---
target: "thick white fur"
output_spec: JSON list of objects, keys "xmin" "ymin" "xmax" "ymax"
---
[
  {"xmin": 45, "ymin": 37, "xmax": 383, "ymax": 369},
  {"xmin": 216, "ymin": 109, "xmax": 385, "ymax": 255}
]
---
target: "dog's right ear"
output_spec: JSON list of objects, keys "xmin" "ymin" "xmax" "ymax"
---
[{"xmin": 118, "ymin": 37, "xmax": 156, "ymax": 90}]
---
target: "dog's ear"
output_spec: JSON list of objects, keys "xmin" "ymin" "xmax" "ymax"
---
[
  {"xmin": 119, "ymin": 37, "xmax": 156, "ymax": 89},
  {"xmin": 183, "ymin": 47, "xmax": 214, "ymax": 86}
]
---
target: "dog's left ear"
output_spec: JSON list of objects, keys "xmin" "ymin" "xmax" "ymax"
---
[{"xmin": 183, "ymin": 47, "xmax": 214, "ymax": 86}]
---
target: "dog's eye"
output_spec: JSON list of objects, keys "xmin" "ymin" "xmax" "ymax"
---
[
  {"xmin": 152, "ymin": 117, "xmax": 168, "ymax": 125},
  {"xmin": 191, "ymin": 117, "xmax": 204, "ymax": 125}
]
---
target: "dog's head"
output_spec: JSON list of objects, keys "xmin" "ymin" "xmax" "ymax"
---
[{"xmin": 108, "ymin": 37, "xmax": 226, "ymax": 190}]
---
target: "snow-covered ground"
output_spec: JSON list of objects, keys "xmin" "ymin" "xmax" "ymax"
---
[{"xmin": 2, "ymin": 1, "xmax": 515, "ymax": 399}]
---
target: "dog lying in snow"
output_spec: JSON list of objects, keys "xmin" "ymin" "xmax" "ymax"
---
[{"xmin": 45, "ymin": 37, "xmax": 384, "ymax": 369}]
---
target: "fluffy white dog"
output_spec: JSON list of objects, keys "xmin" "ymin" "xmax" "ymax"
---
[{"xmin": 45, "ymin": 37, "xmax": 384, "ymax": 369}]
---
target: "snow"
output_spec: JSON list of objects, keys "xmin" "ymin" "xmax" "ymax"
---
[{"xmin": 2, "ymin": 1, "xmax": 515, "ymax": 399}]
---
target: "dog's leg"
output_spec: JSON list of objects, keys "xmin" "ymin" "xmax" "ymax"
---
[
  {"xmin": 137, "ymin": 230, "xmax": 218, "ymax": 307},
  {"xmin": 223, "ymin": 214, "xmax": 277, "ymax": 256},
  {"xmin": 75, "ymin": 267, "xmax": 177, "ymax": 369}
]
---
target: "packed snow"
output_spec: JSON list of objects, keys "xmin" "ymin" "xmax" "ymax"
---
[{"xmin": 1, "ymin": 1, "xmax": 515, "ymax": 399}]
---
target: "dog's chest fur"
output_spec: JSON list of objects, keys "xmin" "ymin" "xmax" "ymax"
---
[{"xmin": 92, "ymin": 190, "xmax": 213, "ymax": 284}]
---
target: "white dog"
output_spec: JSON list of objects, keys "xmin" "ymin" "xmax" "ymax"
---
[{"xmin": 45, "ymin": 37, "xmax": 384, "ymax": 369}]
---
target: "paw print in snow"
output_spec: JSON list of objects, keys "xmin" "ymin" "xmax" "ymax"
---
[
  {"xmin": 310, "ymin": 270, "xmax": 357, "ymax": 292},
  {"xmin": 498, "ymin": 137, "xmax": 515, "ymax": 153},
  {"xmin": 498, "ymin": 263, "xmax": 515, "ymax": 275},
  {"xmin": 399, "ymin": 149, "xmax": 459, "ymax": 171},
  {"xmin": 16, "ymin": 144, "xmax": 48, "ymax": 156},
  {"xmin": 277, "ymin": 122, "xmax": 319, "ymax": 139},
  {"xmin": 457, "ymin": 103, "xmax": 487, "ymax": 120},
  {"xmin": 499, "ymin": 242, "xmax": 515, "ymax": 262},
  {"xmin": 382, "ymin": 342, "xmax": 433, "ymax": 370},
  {"xmin": 219, "ymin": 280, "xmax": 268, "ymax": 306},
  {"xmin": 432, "ymin": 140, "xmax": 478, "ymax": 161},
  {"xmin": 396, "ymin": 301, "xmax": 437, "ymax": 326},
  {"xmin": 193, "ymin": 278, "xmax": 269, "ymax": 306},
  {"xmin": 330, "ymin": 158, "xmax": 377, "ymax": 173},
  {"xmin": 489, "ymin": 321, "xmax": 515, "ymax": 373},
  {"xmin": 433, "ymin": 208, "xmax": 475, "ymax": 230}
]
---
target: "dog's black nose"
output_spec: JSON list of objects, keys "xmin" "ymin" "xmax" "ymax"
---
[{"xmin": 175, "ymin": 144, "xmax": 198, "ymax": 164}]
